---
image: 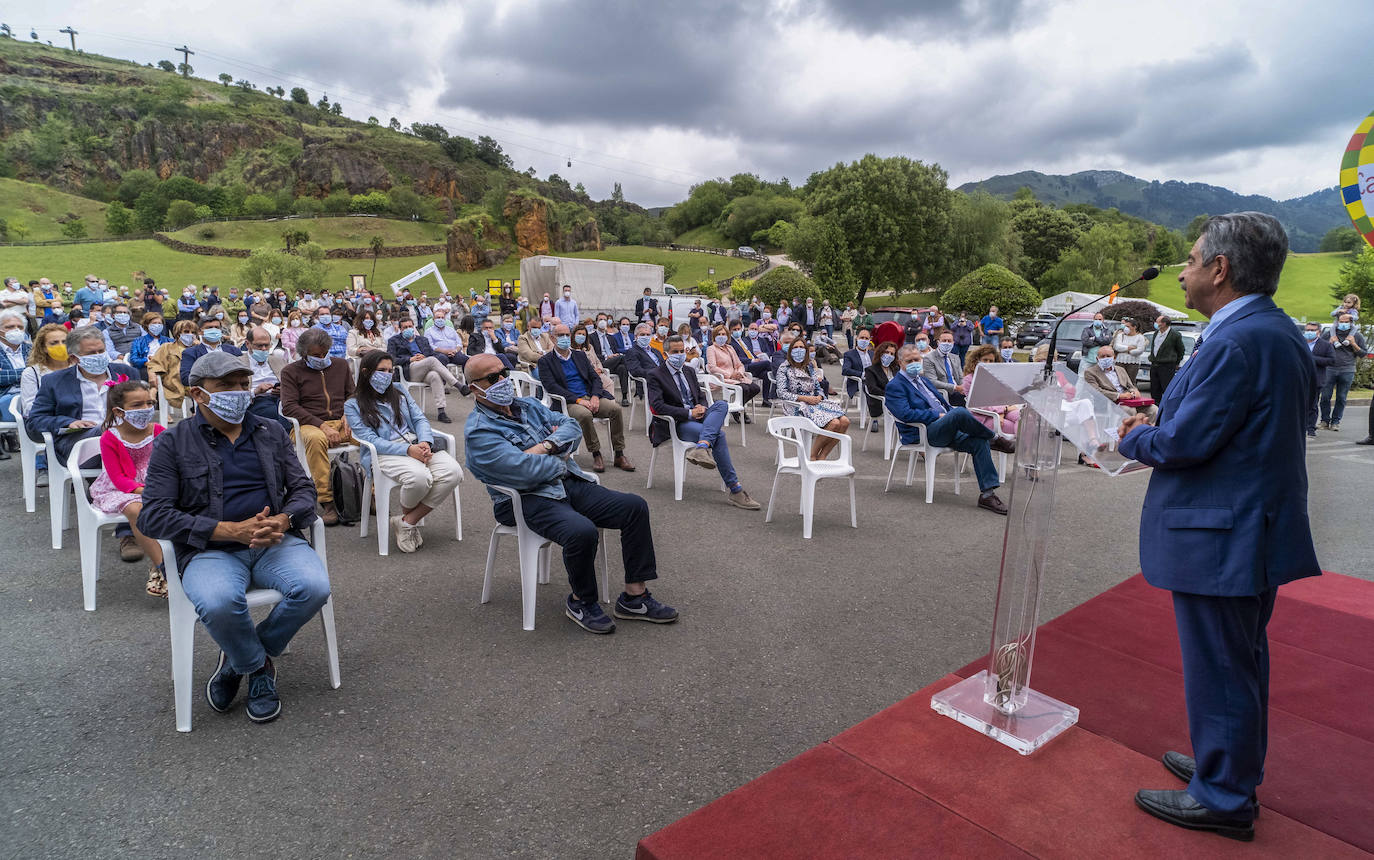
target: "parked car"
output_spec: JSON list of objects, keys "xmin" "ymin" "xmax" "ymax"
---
[
  {"xmin": 1014, "ymin": 313, "xmax": 1057, "ymax": 348},
  {"xmin": 1035, "ymin": 314, "xmax": 1123, "ymax": 371},
  {"xmin": 736, "ymin": 246, "xmax": 758, "ymax": 257}
]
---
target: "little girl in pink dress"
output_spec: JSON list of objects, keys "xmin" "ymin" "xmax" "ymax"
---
[{"xmin": 90, "ymin": 380, "xmax": 166, "ymax": 596}]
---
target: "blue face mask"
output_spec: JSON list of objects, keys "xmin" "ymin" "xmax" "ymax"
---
[
  {"xmin": 1098, "ymin": 356, "xmax": 1115, "ymax": 370},
  {"xmin": 148, "ymin": 323, "xmax": 164, "ymax": 337},
  {"xmin": 202, "ymin": 389, "xmax": 252, "ymax": 424},
  {"xmin": 479, "ymin": 376, "xmax": 515, "ymax": 406},
  {"xmin": 113, "ymin": 313, "xmax": 131, "ymax": 326},
  {"xmin": 1337, "ymin": 323, "xmax": 1352, "ymax": 332},
  {"xmin": 1000, "ymin": 348, "xmax": 1014, "ymax": 360},
  {"xmin": 369, "ymin": 371, "xmax": 395, "ymax": 394},
  {"xmin": 318, "ymin": 315, "xmax": 332, "ymax": 326},
  {"xmin": 715, "ymin": 335, "xmax": 728, "ymax": 347},
  {"xmin": 667, "ymin": 352, "xmax": 686, "ymax": 370},
  {"xmin": 306, "ymin": 355, "xmax": 331, "ymax": 371},
  {"xmin": 904, "ymin": 360, "xmax": 922, "ymax": 377},
  {"xmin": 574, "ymin": 334, "xmax": 586, "ymax": 345},
  {"xmin": 880, "ymin": 353, "xmax": 895, "ymax": 367},
  {"xmin": 403, "ymin": 328, "xmax": 417, "ymax": 340},
  {"xmin": 636, "ymin": 335, "xmax": 652, "ymax": 349},
  {"xmin": 251, "ymin": 349, "xmax": 270, "ymax": 363},
  {"xmin": 790, "ymin": 347, "xmax": 808, "ymax": 363},
  {"xmin": 202, "ymin": 328, "xmax": 223, "ymax": 344},
  {"xmin": 555, "ymin": 335, "xmax": 571, "ymax": 351},
  {"xmin": 78, "ymin": 353, "xmax": 110, "ymax": 375},
  {"xmin": 856, "ymin": 339, "xmax": 870, "ymax": 351},
  {"xmin": 1304, "ymin": 330, "xmax": 1318, "ymax": 341}
]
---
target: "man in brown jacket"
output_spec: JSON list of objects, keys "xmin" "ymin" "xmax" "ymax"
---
[
  {"xmin": 280, "ymin": 327, "xmax": 354, "ymax": 525},
  {"xmin": 1083, "ymin": 345, "xmax": 1157, "ymax": 421}
]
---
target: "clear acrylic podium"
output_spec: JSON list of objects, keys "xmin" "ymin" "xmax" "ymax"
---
[{"xmin": 930, "ymin": 361, "xmax": 1149, "ymax": 754}]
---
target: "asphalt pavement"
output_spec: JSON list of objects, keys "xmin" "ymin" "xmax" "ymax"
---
[{"xmin": 0, "ymin": 377, "xmax": 1368, "ymax": 859}]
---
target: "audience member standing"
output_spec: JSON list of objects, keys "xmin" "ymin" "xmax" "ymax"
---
[
  {"xmin": 1149, "ymin": 315, "xmax": 1184, "ymax": 398},
  {"xmin": 1320, "ymin": 313, "xmax": 1366, "ymax": 431}
]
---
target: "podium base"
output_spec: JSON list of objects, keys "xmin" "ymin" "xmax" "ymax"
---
[{"xmin": 930, "ymin": 671, "xmax": 1079, "ymax": 755}]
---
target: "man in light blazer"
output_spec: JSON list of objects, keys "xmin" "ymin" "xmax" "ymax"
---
[
  {"xmin": 1083, "ymin": 345, "xmax": 1157, "ymax": 420},
  {"xmin": 921, "ymin": 329, "xmax": 965, "ymax": 406}
]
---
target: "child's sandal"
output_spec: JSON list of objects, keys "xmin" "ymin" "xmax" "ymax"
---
[{"xmin": 146, "ymin": 566, "xmax": 167, "ymax": 598}]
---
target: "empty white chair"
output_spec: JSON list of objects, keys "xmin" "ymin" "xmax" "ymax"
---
[
  {"xmin": 884, "ymin": 407, "xmax": 961, "ymax": 502},
  {"xmin": 861, "ymin": 383, "xmax": 897, "ymax": 459},
  {"xmin": 357, "ymin": 429, "xmax": 464, "ymax": 555},
  {"xmin": 645, "ymin": 412, "xmax": 703, "ymax": 501},
  {"xmin": 699, "ymin": 372, "xmax": 746, "ymax": 447},
  {"xmin": 626, "ymin": 373, "xmax": 651, "ymax": 435},
  {"xmin": 764, "ymin": 416, "xmax": 857, "ymax": 539},
  {"xmin": 160, "ymin": 519, "xmax": 340, "ymax": 732},
  {"xmin": 10, "ymin": 398, "xmax": 39, "ymax": 513},
  {"xmin": 43, "ymin": 432, "xmax": 75, "ymax": 549},
  {"xmin": 841, "ymin": 374, "xmax": 864, "ymax": 427},
  {"xmin": 67, "ymin": 436, "xmax": 127, "ymax": 611},
  {"xmin": 481, "ymin": 481, "xmax": 610, "ymax": 631}
]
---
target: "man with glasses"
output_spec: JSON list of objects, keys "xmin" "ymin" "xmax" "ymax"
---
[{"xmin": 462, "ymin": 354, "xmax": 678, "ymax": 635}]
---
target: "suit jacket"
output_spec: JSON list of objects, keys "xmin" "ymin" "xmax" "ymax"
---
[
  {"xmin": 862, "ymin": 362, "xmax": 897, "ymax": 402},
  {"xmin": 1150, "ymin": 327, "xmax": 1185, "ymax": 366},
  {"xmin": 536, "ymin": 349, "xmax": 609, "ymax": 406},
  {"xmin": 646, "ymin": 361, "xmax": 705, "ymax": 447},
  {"xmin": 468, "ymin": 331, "xmax": 504, "ymax": 356},
  {"xmin": 178, "ymin": 343, "xmax": 243, "ymax": 386},
  {"xmin": 921, "ymin": 350, "xmax": 963, "ymax": 393},
  {"xmin": 589, "ymin": 329, "xmax": 622, "ymax": 363},
  {"xmin": 27, "ymin": 362, "xmax": 138, "ymax": 441},
  {"xmin": 1307, "ymin": 337, "xmax": 1335, "ymax": 387},
  {"xmin": 622, "ymin": 343, "xmax": 663, "ymax": 380},
  {"xmin": 517, "ymin": 330, "xmax": 553, "ymax": 366},
  {"xmin": 883, "ymin": 372, "xmax": 950, "ymax": 445},
  {"xmin": 1082, "ymin": 363, "xmax": 1139, "ymax": 402},
  {"xmin": 609, "ymin": 331, "xmax": 633, "ymax": 353},
  {"xmin": 634, "ymin": 296, "xmax": 659, "ymax": 321},
  {"xmin": 841, "ymin": 348, "xmax": 872, "ymax": 396},
  {"xmin": 728, "ymin": 337, "xmax": 768, "ymax": 365},
  {"xmin": 1118, "ymin": 296, "xmax": 1320, "ymax": 596},
  {"xmin": 742, "ymin": 333, "xmax": 775, "ymax": 357}
]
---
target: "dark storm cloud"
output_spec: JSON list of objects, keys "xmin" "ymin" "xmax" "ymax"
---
[{"xmin": 805, "ymin": 0, "xmax": 1031, "ymax": 36}]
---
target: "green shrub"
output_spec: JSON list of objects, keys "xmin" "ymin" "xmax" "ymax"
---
[
  {"xmin": 940, "ymin": 264, "xmax": 1040, "ymax": 317},
  {"xmin": 242, "ymin": 194, "xmax": 277, "ymax": 218},
  {"xmin": 198, "ymin": 227, "xmax": 217, "ymax": 240},
  {"xmin": 350, "ymin": 190, "xmax": 391, "ymax": 214},
  {"xmin": 1101, "ymin": 299, "xmax": 1159, "ymax": 327},
  {"xmin": 163, "ymin": 199, "xmax": 200, "ymax": 230},
  {"xmin": 752, "ymin": 266, "xmax": 821, "ymax": 309},
  {"xmin": 729, "ymin": 277, "xmax": 755, "ymax": 300},
  {"xmin": 694, "ymin": 278, "xmax": 720, "ymax": 295},
  {"xmin": 60, "ymin": 219, "xmax": 88, "ymax": 239},
  {"xmin": 105, "ymin": 202, "xmax": 133, "ymax": 236}
]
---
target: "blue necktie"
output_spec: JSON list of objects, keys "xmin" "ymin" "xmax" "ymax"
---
[
  {"xmin": 943, "ymin": 356, "xmax": 954, "ymax": 383},
  {"xmin": 913, "ymin": 375, "xmax": 946, "ymax": 416},
  {"xmin": 675, "ymin": 370, "xmax": 694, "ymax": 406}
]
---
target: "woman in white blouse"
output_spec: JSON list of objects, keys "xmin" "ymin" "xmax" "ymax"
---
[{"xmin": 1111, "ymin": 318, "xmax": 1148, "ymax": 387}]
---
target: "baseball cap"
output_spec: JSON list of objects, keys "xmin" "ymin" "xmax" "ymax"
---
[{"xmin": 187, "ymin": 351, "xmax": 251, "ymax": 386}]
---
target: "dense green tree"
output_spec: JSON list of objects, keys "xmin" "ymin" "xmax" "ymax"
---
[
  {"xmin": 281, "ymin": 227, "xmax": 311, "ymax": 251},
  {"xmin": 1333, "ymin": 245, "xmax": 1374, "ymax": 310},
  {"xmin": 785, "ymin": 215, "xmax": 856, "ymax": 305},
  {"xmin": 117, "ymin": 169, "xmax": 159, "ymax": 205},
  {"xmin": 720, "ymin": 192, "xmax": 804, "ymax": 245},
  {"xmin": 132, "ymin": 190, "xmax": 169, "ymax": 232},
  {"xmin": 350, "ymin": 190, "xmax": 391, "ymax": 214},
  {"xmin": 159, "ymin": 175, "xmax": 208, "ymax": 205},
  {"xmin": 292, "ymin": 196, "xmax": 324, "ymax": 216},
  {"xmin": 1010, "ymin": 203, "xmax": 1080, "ymax": 284},
  {"xmin": 946, "ymin": 191, "xmax": 1021, "ymax": 283},
  {"xmin": 1147, "ymin": 229, "xmax": 1185, "ymax": 267},
  {"xmin": 217, "ymin": 73, "xmax": 232, "ymax": 87},
  {"xmin": 60, "ymin": 219, "xmax": 87, "ymax": 239},
  {"xmin": 104, "ymin": 201, "xmax": 134, "ymax": 236},
  {"xmin": 388, "ymin": 117, "xmax": 402, "ymax": 131},
  {"xmin": 475, "ymin": 135, "xmax": 511, "ymax": 169},
  {"xmin": 289, "ymin": 87, "xmax": 309, "ymax": 104},
  {"xmin": 367, "ymin": 116, "xmax": 379, "ymax": 126},
  {"xmin": 322, "ymin": 189, "xmax": 352, "ymax": 215},
  {"xmin": 1184, "ymin": 213, "xmax": 1209, "ymax": 243},
  {"xmin": 664, "ymin": 180, "xmax": 730, "ymax": 235},
  {"xmin": 410, "ymin": 122, "xmax": 448, "ymax": 143},
  {"xmin": 331, "ymin": 102, "xmax": 342, "ymax": 116},
  {"xmin": 803, "ymin": 154, "xmax": 953, "ymax": 302},
  {"xmin": 765, "ymin": 219, "xmax": 794, "ymax": 249},
  {"xmin": 1320, "ymin": 226, "xmax": 1364, "ymax": 253},
  {"xmin": 940, "ymin": 264, "xmax": 1040, "ymax": 317},
  {"xmin": 156, "ymin": 60, "xmax": 175, "ymax": 73},
  {"xmin": 1041, "ymin": 223, "xmax": 1140, "ymax": 297},
  {"xmin": 751, "ymin": 265, "xmax": 822, "ymax": 308},
  {"xmin": 442, "ymin": 135, "xmax": 478, "ymax": 163},
  {"xmin": 241, "ymin": 193, "xmax": 277, "ymax": 218},
  {"xmin": 163, "ymin": 199, "xmax": 200, "ymax": 230},
  {"xmin": 239, "ymin": 244, "xmax": 325, "ymax": 295}
]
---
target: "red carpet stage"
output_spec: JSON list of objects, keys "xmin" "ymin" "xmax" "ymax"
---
[{"xmin": 637, "ymin": 573, "xmax": 1374, "ymax": 858}]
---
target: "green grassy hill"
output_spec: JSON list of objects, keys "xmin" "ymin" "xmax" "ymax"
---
[
  {"xmin": 675, "ymin": 224, "xmax": 733, "ymax": 249},
  {"xmin": 166, "ymin": 216, "xmax": 449, "ymax": 249},
  {"xmin": 0, "ymin": 177, "xmax": 111, "ymax": 241},
  {"xmin": 0, "ymin": 241, "xmax": 751, "ymax": 298},
  {"xmin": 1145, "ymin": 252, "xmax": 1351, "ymax": 321}
]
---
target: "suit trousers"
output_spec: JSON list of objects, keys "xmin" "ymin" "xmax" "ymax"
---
[
  {"xmin": 494, "ymin": 478, "xmax": 658, "ymax": 604},
  {"xmin": 404, "ymin": 355, "xmax": 457, "ymax": 411},
  {"xmin": 298, "ymin": 419, "xmax": 353, "ymax": 503},
  {"xmin": 1171, "ymin": 588, "xmax": 1275, "ymax": 818},
  {"xmin": 921, "ymin": 408, "xmax": 999, "ymax": 493},
  {"xmin": 1150, "ymin": 362, "xmax": 1178, "ymax": 399},
  {"xmin": 567, "ymin": 399, "xmax": 626, "ymax": 455},
  {"xmin": 603, "ymin": 353, "xmax": 629, "ymax": 401}
]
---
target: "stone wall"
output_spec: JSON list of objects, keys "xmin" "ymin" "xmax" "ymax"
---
[{"xmin": 152, "ymin": 232, "xmax": 442, "ymax": 260}]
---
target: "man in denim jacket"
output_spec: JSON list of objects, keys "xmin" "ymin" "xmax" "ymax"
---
[
  {"xmin": 462, "ymin": 353, "xmax": 678, "ymax": 634},
  {"xmin": 139, "ymin": 351, "xmax": 329, "ymax": 724}
]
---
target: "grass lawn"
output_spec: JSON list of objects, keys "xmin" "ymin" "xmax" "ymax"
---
[
  {"xmin": 165, "ymin": 216, "xmax": 450, "ymax": 249},
  {"xmin": 1147, "ymin": 252, "xmax": 1352, "ymax": 321},
  {"xmin": 0, "ymin": 178, "xmax": 111, "ymax": 242},
  {"xmin": 675, "ymin": 225, "xmax": 733, "ymax": 250},
  {"xmin": 0, "ymin": 241, "xmax": 754, "ymax": 299}
]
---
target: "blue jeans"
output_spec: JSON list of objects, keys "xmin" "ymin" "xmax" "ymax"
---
[
  {"xmin": 1319, "ymin": 368, "xmax": 1355, "ymax": 423},
  {"xmin": 0, "ymin": 391, "xmax": 17, "ymax": 422},
  {"xmin": 677, "ymin": 400, "xmax": 738, "ymax": 489},
  {"xmin": 181, "ymin": 534, "xmax": 331, "ymax": 675},
  {"xmin": 921, "ymin": 407, "xmax": 999, "ymax": 493}
]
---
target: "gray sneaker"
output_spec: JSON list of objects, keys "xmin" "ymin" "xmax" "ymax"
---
[
  {"xmin": 729, "ymin": 489, "xmax": 762, "ymax": 510},
  {"xmin": 684, "ymin": 445, "xmax": 716, "ymax": 470}
]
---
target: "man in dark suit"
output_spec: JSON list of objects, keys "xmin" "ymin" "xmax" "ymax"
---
[
  {"xmin": 1120, "ymin": 213, "xmax": 1321, "ymax": 842},
  {"xmin": 27, "ymin": 327, "xmax": 138, "ymax": 463},
  {"xmin": 1148, "ymin": 315, "xmax": 1185, "ymax": 397},
  {"xmin": 622, "ymin": 322, "xmax": 664, "ymax": 401},
  {"xmin": 468, "ymin": 318, "xmax": 516, "ymax": 370},
  {"xmin": 633, "ymin": 288, "xmax": 659, "ymax": 325},
  {"xmin": 589, "ymin": 315, "xmax": 631, "ymax": 407},
  {"xmin": 537, "ymin": 324, "xmax": 633, "ymax": 473},
  {"xmin": 1301, "ymin": 321, "xmax": 1334, "ymax": 438},
  {"xmin": 646, "ymin": 335, "xmax": 760, "ymax": 510},
  {"xmin": 178, "ymin": 317, "xmax": 242, "ymax": 386},
  {"xmin": 840, "ymin": 326, "xmax": 874, "ymax": 401}
]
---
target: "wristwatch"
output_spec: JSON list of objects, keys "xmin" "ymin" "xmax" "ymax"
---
[{"xmin": 542, "ymin": 440, "xmax": 555, "ymax": 453}]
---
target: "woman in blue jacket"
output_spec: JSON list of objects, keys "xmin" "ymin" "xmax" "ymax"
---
[
  {"xmin": 127, "ymin": 311, "xmax": 172, "ymax": 381},
  {"xmin": 344, "ymin": 349, "xmax": 463, "ymax": 553}
]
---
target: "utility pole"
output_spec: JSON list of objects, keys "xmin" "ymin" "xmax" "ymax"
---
[
  {"xmin": 59, "ymin": 26, "xmax": 77, "ymax": 50},
  {"xmin": 174, "ymin": 44, "xmax": 194, "ymax": 76}
]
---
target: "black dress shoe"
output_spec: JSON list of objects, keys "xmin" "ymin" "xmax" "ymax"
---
[
  {"xmin": 1357, "ymin": 435, "xmax": 1374, "ymax": 446},
  {"xmin": 1162, "ymin": 752, "xmax": 1259, "ymax": 816},
  {"xmin": 0, "ymin": 446, "xmax": 9, "ymax": 461},
  {"xmin": 1135, "ymin": 789, "xmax": 1253, "ymax": 841},
  {"xmin": 2, "ymin": 432, "xmax": 18, "ymax": 453}
]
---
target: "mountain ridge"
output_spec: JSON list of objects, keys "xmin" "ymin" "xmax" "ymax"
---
[{"xmin": 958, "ymin": 169, "xmax": 1344, "ymax": 252}]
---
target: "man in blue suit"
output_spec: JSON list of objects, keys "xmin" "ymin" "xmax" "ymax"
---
[
  {"xmin": 840, "ymin": 326, "xmax": 874, "ymax": 401},
  {"xmin": 884, "ymin": 344, "xmax": 1012, "ymax": 515},
  {"xmin": 1120, "ymin": 213, "xmax": 1320, "ymax": 842}
]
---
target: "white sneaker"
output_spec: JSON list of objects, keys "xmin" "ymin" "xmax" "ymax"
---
[{"xmin": 391, "ymin": 515, "xmax": 423, "ymax": 553}]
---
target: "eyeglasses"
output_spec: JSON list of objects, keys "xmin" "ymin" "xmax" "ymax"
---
[{"xmin": 475, "ymin": 369, "xmax": 510, "ymax": 386}]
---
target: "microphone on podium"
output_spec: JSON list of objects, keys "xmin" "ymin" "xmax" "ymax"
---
[{"xmin": 1043, "ymin": 266, "xmax": 1160, "ymax": 379}]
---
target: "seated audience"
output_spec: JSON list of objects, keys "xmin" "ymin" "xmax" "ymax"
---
[
  {"xmin": 922, "ymin": 328, "xmax": 966, "ymax": 406},
  {"xmin": 1083, "ymin": 345, "xmax": 1157, "ymax": 420},
  {"xmin": 244, "ymin": 326, "xmax": 291, "ymax": 430},
  {"xmin": 179, "ymin": 317, "xmax": 242, "ymax": 387},
  {"xmin": 572, "ymin": 322, "xmax": 619, "ymax": 396},
  {"xmin": 862, "ymin": 340, "xmax": 900, "ymax": 429},
  {"xmin": 774, "ymin": 336, "xmax": 850, "ymax": 460},
  {"xmin": 706, "ymin": 324, "xmax": 761, "ymax": 421},
  {"xmin": 147, "ymin": 320, "xmax": 198, "ymax": 413},
  {"xmin": 90, "ymin": 380, "xmax": 166, "ymax": 596},
  {"xmin": 28, "ymin": 326, "xmax": 138, "ymax": 463},
  {"xmin": 387, "ymin": 316, "xmax": 462, "ymax": 423},
  {"xmin": 646, "ymin": 335, "xmax": 761, "ymax": 510},
  {"xmin": 139, "ymin": 351, "xmax": 329, "ymax": 724},
  {"xmin": 424, "ymin": 307, "xmax": 469, "ymax": 370},
  {"xmin": 127, "ymin": 312, "xmax": 171, "ymax": 383},
  {"xmin": 841, "ymin": 327, "xmax": 874, "ymax": 401},
  {"xmin": 345, "ymin": 350, "xmax": 463, "ymax": 553},
  {"xmin": 0, "ymin": 309, "xmax": 31, "ymax": 429},
  {"xmin": 463, "ymin": 353, "xmax": 679, "ymax": 634},
  {"xmin": 347, "ymin": 310, "xmax": 386, "ymax": 359},
  {"xmin": 517, "ymin": 317, "xmax": 556, "ymax": 368},
  {"xmin": 621, "ymin": 323, "xmax": 665, "ymax": 396},
  {"xmin": 537, "ymin": 324, "xmax": 635, "ymax": 473},
  {"xmin": 281, "ymin": 328, "xmax": 355, "ymax": 526},
  {"xmin": 961, "ymin": 345, "xmax": 1021, "ymax": 436},
  {"xmin": 588, "ymin": 315, "xmax": 630, "ymax": 405},
  {"xmin": 885, "ymin": 344, "xmax": 1013, "ymax": 515},
  {"xmin": 279, "ymin": 310, "xmax": 305, "ymax": 356}
]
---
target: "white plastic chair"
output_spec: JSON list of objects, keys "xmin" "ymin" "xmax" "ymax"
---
[
  {"xmin": 645, "ymin": 412, "xmax": 701, "ymax": 502},
  {"xmin": 279, "ymin": 409, "xmax": 359, "ymax": 474},
  {"xmin": 480, "ymin": 481, "xmax": 610, "ymax": 631},
  {"xmin": 884, "ymin": 407, "xmax": 961, "ymax": 502},
  {"xmin": 160, "ymin": 518, "xmax": 340, "ymax": 732},
  {"xmin": 764, "ymin": 416, "xmax": 857, "ymax": 539},
  {"xmin": 358, "ymin": 429, "xmax": 464, "ymax": 555},
  {"xmin": 9, "ymin": 398, "xmax": 39, "ymax": 513},
  {"xmin": 699, "ymin": 372, "xmax": 746, "ymax": 447},
  {"xmin": 841, "ymin": 374, "xmax": 864, "ymax": 426},
  {"xmin": 509, "ymin": 369, "xmax": 542, "ymax": 400},
  {"xmin": 861, "ymin": 382, "xmax": 896, "ymax": 459},
  {"xmin": 42, "ymin": 431, "xmax": 75, "ymax": 549},
  {"xmin": 542, "ymin": 388, "xmax": 611, "ymax": 459},
  {"xmin": 66, "ymin": 436, "xmax": 127, "ymax": 611},
  {"xmin": 626, "ymin": 373, "xmax": 651, "ymax": 435},
  {"xmin": 968, "ymin": 407, "xmax": 1012, "ymax": 482}
]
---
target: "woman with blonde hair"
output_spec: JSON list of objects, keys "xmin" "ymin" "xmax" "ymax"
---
[
  {"xmin": 279, "ymin": 309, "xmax": 306, "ymax": 356},
  {"xmin": 676, "ymin": 323, "xmax": 703, "ymax": 371},
  {"xmin": 705, "ymin": 323, "xmax": 760, "ymax": 418}
]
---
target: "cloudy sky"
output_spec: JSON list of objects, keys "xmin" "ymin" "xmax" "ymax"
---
[{"xmin": 26, "ymin": 0, "xmax": 1374, "ymax": 207}]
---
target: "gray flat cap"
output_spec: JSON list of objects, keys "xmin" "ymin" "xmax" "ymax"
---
[{"xmin": 187, "ymin": 350, "xmax": 252, "ymax": 386}]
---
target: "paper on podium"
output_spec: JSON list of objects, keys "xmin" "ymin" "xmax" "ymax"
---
[{"xmin": 965, "ymin": 362, "xmax": 1149, "ymax": 476}]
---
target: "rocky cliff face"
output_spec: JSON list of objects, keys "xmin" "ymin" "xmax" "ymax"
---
[
  {"xmin": 554, "ymin": 218, "xmax": 602, "ymax": 253},
  {"xmin": 503, "ymin": 193, "xmax": 551, "ymax": 258},
  {"xmin": 447, "ymin": 214, "xmax": 510, "ymax": 272}
]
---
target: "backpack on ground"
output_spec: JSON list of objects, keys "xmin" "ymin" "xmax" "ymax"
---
[{"xmin": 330, "ymin": 454, "xmax": 367, "ymax": 525}]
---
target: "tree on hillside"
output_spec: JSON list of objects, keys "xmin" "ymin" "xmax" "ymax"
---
[
  {"xmin": 331, "ymin": 102, "xmax": 342, "ymax": 116},
  {"xmin": 388, "ymin": 117, "xmax": 402, "ymax": 131},
  {"xmin": 665, "ymin": 180, "xmax": 730, "ymax": 236},
  {"xmin": 164, "ymin": 199, "xmax": 200, "ymax": 230},
  {"xmin": 369, "ymin": 236, "xmax": 385, "ymax": 281},
  {"xmin": 720, "ymin": 192, "xmax": 804, "ymax": 245},
  {"xmin": 133, "ymin": 190, "xmax": 169, "ymax": 233},
  {"xmin": 242, "ymin": 194, "xmax": 277, "ymax": 218},
  {"xmin": 946, "ymin": 191, "xmax": 1021, "ymax": 282},
  {"xmin": 803, "ymin": 154, "xmax": 953, "ymax": 302},
  {"xmin": 1042, "ymin": 223, "xmax": 1141, "ymax": 297},
  {"xmin": 410, "ymin": 122, "xmax": 448, "ymax": 143},
  {"xmin": 239, "ymin": 244, "xmax": 325, "ymax": 295},
  {"xmin": 177, "ymin": 63, "xmax": 193, "ymax": 77},
  {"xmin": 1010, "ymin": 203, "xmax": 1080, "ymax": 285},
  {"xmin": 218, "ymin": 73, "xmax": 232, "ymax": 87},
  {"xmin": 60, "ymin": 219, "xmax": 87, "ymax": 239},
  {"xmin": 281, "ymin": 228, "xmax": 312, "ymax": 252},
  {"xmin": 1333, "ymin": 245, "xmax": 1374, "ymax": 311},
  {"xmin": 475, "ymin": 136, "xmax": 511, "ymax": 169},
  {"xmin": 157, "ymin": 60, "xmax": 175, "ymax": 73},
  {"xmin": 785, "ymin": 215, "xmax": 856, "ymax": 305},
  {"xmin": 1320, "ymin": 226, "xmax": 1363, "ymax": 254},
  {"xmin": 105, "ymin": 201, "xmax": 134, "ymax": 236},
  {"xmin": 1185, "ymin": 213, "xmax": 1209, "ymax": 243},
  {"xmin": 1147, "ymin": 229, "xmax": 1185, "ymax": 267},
  {"xmin": 290, "ymin": 87, "xmax": 309, "ymax": 104},
  {"xmin": 367, "ymin": 116, "xmax": 379, "ymax": 126}
]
